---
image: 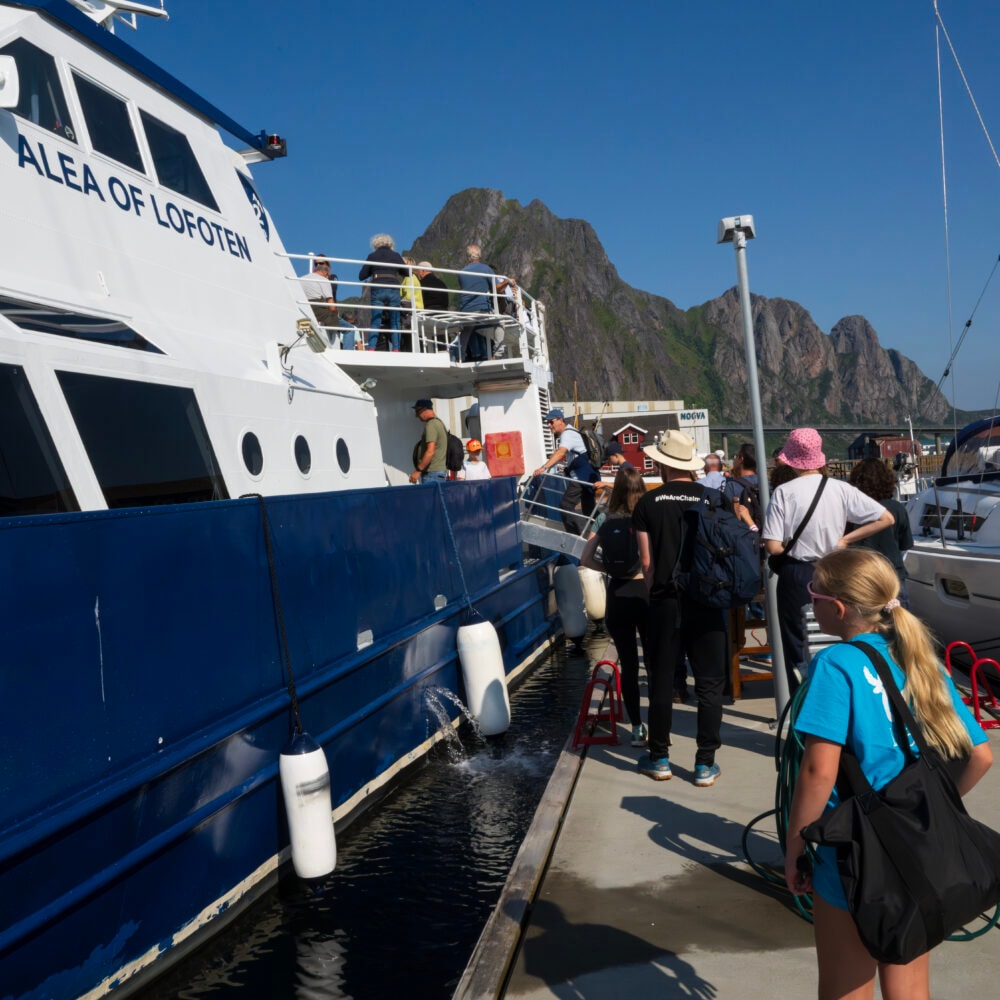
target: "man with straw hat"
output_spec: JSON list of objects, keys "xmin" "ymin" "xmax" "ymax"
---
[{"xmin": 632, "ymin": 430, "xmax": 730, "ymax": 786}]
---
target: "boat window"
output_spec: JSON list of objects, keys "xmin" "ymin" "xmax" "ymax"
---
[
  {"xmin": 918, "ymin": 504, "xmax": 948, "ymax": 534},
  {"xmin": 949, "ymin": 423, "xmax": 1000, "ymax": 478},
  {"xmin": 72, "ymin": 72, "xmax": 143, "ymax": 172},
  {"xmin": 241, "ymin": 431, "xmax": 263, "ymax": 476},
  {"xmin": 0, "ymin": 37, "xmax": 76, "ymax": 141},
  {"xmin": 0, "ymin": 293, "xmax": 162, "ymax": 352},
  {"xmin": 294, "ymin": 435, "xmax": 311, "ymax": 475},
  {"xmin": 336, "ymin": 438, "xmax": 350, "ymax": 475},
  {"xmin": 140, "ymin": 109, "xmax": 219, "ymax": 211},
  {"xmin": 56, "ymin": 372, "xmax": 229, "ymax": 508},
  {"xmin": 0, "ymin": 364, "xmax": 79, "ymax": 516}
]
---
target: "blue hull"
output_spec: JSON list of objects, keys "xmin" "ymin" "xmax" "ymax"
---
[{"xmin": 0, "ymin": 480, "xmax": 555, "ymax": 999}]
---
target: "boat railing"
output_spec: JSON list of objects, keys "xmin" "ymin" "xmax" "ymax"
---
[
  {"xmin": 282, "ymin": 254, "xmax": 549, "ymax": 367},
  {"xmin": 517, "ymin": 470, "xmax": 602, "ymax": 560}
]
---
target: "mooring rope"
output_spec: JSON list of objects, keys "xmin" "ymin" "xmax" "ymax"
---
[
  {"xmin": 247, "ymin": 493, "xmax": 304, "ymax": 735},
  {"xmin": 434, "ymin": 480, "xmax": 476, "ymax": 615}
]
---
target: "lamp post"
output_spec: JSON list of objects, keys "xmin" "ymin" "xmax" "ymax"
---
[{"xmin": 717, "ymin": 215, "xmax": 790, "ymax": 714}]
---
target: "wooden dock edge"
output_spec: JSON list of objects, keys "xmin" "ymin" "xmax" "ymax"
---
[{"xmin": 451, "ymin": 730, "xmax": 587, "ymax": 1000}]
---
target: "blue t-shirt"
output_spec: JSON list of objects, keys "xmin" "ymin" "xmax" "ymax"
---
[
  {"xmin": 794, "ymin": 632, "xmax": 987, "ymax": 908},
  {"xmin": 458, "ymin": 261, "xmax": 495, "ymax": 312}
]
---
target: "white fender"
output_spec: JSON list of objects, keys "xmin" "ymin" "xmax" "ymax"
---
[
  {"xmin": 553, "ymin": 563, "xmax": 588, "ymax": 641},
  {"xmin": 579, "ymin": 566, "xmax": 607, "ymax": 621},
  {"xmin": 458, "ymin": 619, "xmax": 511, "ymax": 736},
  {"xmin": 279, "ymin": 733, "xmax": 336, "ymax": 880}
]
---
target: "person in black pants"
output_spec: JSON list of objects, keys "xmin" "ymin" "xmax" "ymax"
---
[
  {"xmin": 580, "ymin": 467, "xmax": 649, "ymax": 747},
  {"xmin": 633, "ymin": 430, "xmax": 729, "ymax": 787}
]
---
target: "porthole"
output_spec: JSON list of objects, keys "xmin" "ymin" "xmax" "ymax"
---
[
  {"xmin": 241, "ymin": 432, "xmax": 263, "ymax": 477},
  {"xmin": 336, "ymin": 438, "xmax": 351, "ymax": 475},
  {"xmin": 294, "ymin": 434, "xmax": 311, "ymax": 475}
]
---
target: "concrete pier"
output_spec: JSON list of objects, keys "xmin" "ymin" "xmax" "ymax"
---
[{"xmin": 455, "ymin": 642, "xmax": 1000, "ymax": 1000}]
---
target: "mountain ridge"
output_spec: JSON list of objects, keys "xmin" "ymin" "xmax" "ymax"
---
[{"xmin": 409, "ymin": 188, "xmax": 966, "ymax": 426}]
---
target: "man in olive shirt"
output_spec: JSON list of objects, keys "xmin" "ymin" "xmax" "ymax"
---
[{"xmin": 409, "ymin": 398, "xmax": 449, "ymax": 483}]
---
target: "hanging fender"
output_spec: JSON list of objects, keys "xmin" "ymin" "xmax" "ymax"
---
[
  {"xmin": 279, "ymin": 732, "xmax": 337, "ymax": 881},
  {"xmin": 458, "ymin": 619, "xmax": 511, "ymax": 736},
  {"xmin": 553, "ymin": 563, "xmax": 588, "ymax": 641},
  {"xmin": 579, "ymin": 566, "xmax": 607, "ymax": 621}
]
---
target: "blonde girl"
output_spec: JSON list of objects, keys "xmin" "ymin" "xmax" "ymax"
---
[{"xmin": 785, "ymin": 548, "xmax": 992, "ymax": 1000}]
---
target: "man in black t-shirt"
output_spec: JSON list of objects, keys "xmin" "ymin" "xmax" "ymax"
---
[{"xmin": 632, "ymin": 430, "xmax": 729, "ymax": 786}]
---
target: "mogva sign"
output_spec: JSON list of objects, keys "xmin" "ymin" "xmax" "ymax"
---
[{"xmin": 679, "ymin": 409, "xmax": 708, "ymax": 425}]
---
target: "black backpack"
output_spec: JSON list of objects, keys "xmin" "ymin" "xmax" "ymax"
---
[
  {"xmin": 578, "ymin": 426, "xmax": 603, "ymax": 470},
  {"xmin": 445, "ymin": 432, "xmax": 465, "ymax": 473},
  {"xmin": 596, "ymin": 516, "xmax": 640, "ymax": 578},
  {"xmin": 564, "ymin": 425, "xmax": 602, "ymax": 484},
  {"xmin": 673, "ymin": 489, "xmax": 763, "ymax": 608},
  {"xmin": 725, "ymin": 475, "xmax": 763, "ymax": 530}
]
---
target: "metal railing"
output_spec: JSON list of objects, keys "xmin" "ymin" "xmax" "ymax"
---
[
  {"xmin": 282, "ymin": 253, "xmax": 549, "ymax": 366},
  {"xmin": 518, "ymin": 470, "xmax": 602, "ymax": 559}
]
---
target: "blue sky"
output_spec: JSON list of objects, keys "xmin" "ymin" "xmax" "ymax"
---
[{"xmin": 132, "ymin": 1, "xmax": 1000, "ymax": 409}]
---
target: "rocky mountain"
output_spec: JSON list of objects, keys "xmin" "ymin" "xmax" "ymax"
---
[{"xmin": 409, "ymin": 188, "xmax": 955, "ymax": 425}]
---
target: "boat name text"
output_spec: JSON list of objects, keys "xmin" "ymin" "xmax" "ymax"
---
[{"xmin": 17, "ymin": 134, "xmax": 251, "ymax": 262}]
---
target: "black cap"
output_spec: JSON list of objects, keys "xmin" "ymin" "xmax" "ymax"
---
[{"xmin": 412, "ymin": 398, "xmax": 433, "ymax": 411}]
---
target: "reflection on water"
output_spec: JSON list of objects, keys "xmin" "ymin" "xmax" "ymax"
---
[{"xmin": 146, "ymin": 637, "xmax": 598, "ymax": 999}]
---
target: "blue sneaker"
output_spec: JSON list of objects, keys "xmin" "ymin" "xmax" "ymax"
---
[
  {"xmin": 630, "ymin": 723, "xmax": 648, "ymax": 747},
  {"xmin": 693, "ymin": 763, "xmax": 721, "ymax": 787},
  {"xmin": 638, "ymin": 755, "xmax": 672, "ymax": 780}
]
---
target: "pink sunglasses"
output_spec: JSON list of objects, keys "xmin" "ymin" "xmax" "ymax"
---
[{"xmin": 806, "ymin": 581, "xmax": 841, "ymax": 605}]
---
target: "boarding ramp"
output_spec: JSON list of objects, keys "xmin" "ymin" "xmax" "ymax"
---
[{"xmin": 518, "ymin": 471, "xmax": 599, "ymax": 560}]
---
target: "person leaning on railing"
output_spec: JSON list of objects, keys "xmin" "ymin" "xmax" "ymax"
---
[
  {"xmin": 359, "ymin": 234, "xmax": 405, "ymax": 351},
  {"xmin": 300, "ymin": 256, "xmax": 338, "ymax": 338}
]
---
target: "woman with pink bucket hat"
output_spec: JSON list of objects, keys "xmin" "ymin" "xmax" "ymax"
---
[{"xmin": 762, "ymin": 428, "xmax": 894, "ymax": 693}]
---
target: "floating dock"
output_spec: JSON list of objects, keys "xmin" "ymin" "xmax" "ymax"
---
[{"xmin": 456, "ymin": 642, "xmax": 1000, "ymax": 999}]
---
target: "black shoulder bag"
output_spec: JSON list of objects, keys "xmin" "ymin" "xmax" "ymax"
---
[
  {"xmin": 767, "ymin": 475, "xmax": 827, "ymax": 574},
  {"xmin": 801, "ymin": 641, "xmax": 1000, "ymax": 964}
]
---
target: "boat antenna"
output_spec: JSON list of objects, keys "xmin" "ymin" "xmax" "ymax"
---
[{"xmin": 67, "ymin": 1, "xmax": 169, "ymax": 33}]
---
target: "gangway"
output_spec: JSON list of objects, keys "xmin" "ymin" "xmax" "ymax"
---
[{"xmin": 518, "ymin": 472, "xmax": 599, "ymax": 560}]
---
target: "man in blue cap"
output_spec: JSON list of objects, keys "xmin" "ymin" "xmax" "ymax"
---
[{"xmin": 532, "ymin": 408, "xmax": 598, "ymax": 534}]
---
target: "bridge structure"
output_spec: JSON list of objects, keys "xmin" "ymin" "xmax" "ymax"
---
[{"xmin": 713, "ymin": 424, "xmax": 958, "ymax": 458}]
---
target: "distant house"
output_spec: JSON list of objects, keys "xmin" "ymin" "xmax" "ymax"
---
[
  {"xmin": 604, "ymin": 414, "xmax": 683, "ymax": 474},
  {"xmin": 847, "ymin": 433, "xmax": 921, "ymax": 462}
]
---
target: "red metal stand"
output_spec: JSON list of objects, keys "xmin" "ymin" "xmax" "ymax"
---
[
  {"xmin": 970, "ymin": 657, "xmax": 1000, "ymax": 730},
  {"xmin": 944, "ymin": 641, "xmax": 1000, "ymax": 730},
  {"xmin": 572, "ymin": 659, "xmax": 623, "ymax": 747}
]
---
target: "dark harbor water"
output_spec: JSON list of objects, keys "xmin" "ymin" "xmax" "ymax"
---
[{"xmin": 144, "ymin": 636, "xmax": 599, "ymax": 1000}]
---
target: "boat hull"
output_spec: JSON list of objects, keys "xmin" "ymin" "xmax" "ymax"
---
[
  {"xmin": 905, "ymin": 542, "xmax": 1000, "ymax": 658},
  {"xmin": 0, "ymin": 479, "xmax": 556, "ymax": 999}
]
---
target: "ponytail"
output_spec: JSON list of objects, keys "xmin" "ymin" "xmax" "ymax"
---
[{"xmin": 812, "ymin": 550, "xmax": 973, "ymax": 759}]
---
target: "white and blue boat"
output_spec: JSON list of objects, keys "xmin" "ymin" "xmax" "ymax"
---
[
  {"xmin": 906, "ymin": 415, "xmax": 1000, "ymax": 659},
  {"xmin": 0, "ymin": 3, "xmax": 563, "ymax": 996}
]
